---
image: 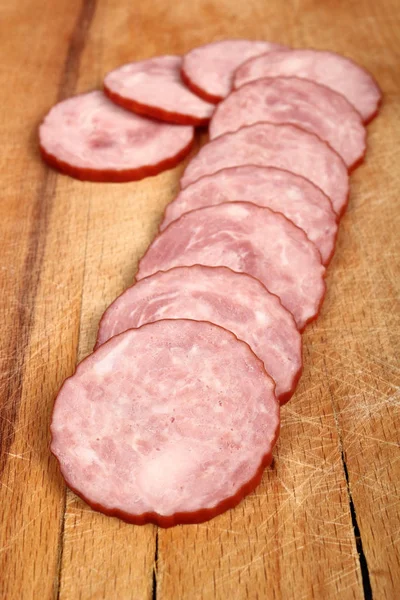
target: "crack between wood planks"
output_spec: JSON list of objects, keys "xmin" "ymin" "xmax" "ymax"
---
[
  {"xmin": 341, "ymin": 450, "xmax": 373, "ymax": 600},
  {"xmin": 54, "ymin": 491, "xmax": 68, "ymax": 600},
  {"xmin": 53, "ymin": 0, "xmax": 97, "ymax": 598},
  {"xmin": 152, "ymin": 529, "xmax": 159, "ymax": 600},
  {"xmin": 324, "ymin": 367, "xmax": 373, "ymax": 600}
]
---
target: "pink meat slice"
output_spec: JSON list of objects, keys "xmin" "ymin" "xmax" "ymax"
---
[
  {"xmin": 181, "ymin": 39, "xmax": 286, "ymax": 103},
  {"xmin": 234, "ymin": 49, "xmax": 382, "ymax": 123},
  {"xmin": 137, "ymin": 202, "xmax": 326, "ymax": 330},
  {"xmin": 96, "ymin": 266, "xmax": 302, "ymax": 404},
  {"xmin": 104, "ymin": 55, "xmax": 215, "ymax": 126},
  {"xmin": 180, "ymin": 122, "xmax": 349, "ymax": 217},
  {"xmin": 51, "ymin": 319, "xmax": 279, "ymax": 527},
  {"xmin": 210, "ymin": 77, "xmax": 366, "ymax": 169},
  {"xmin": 39, "ymin": 91, "xmax": 194, "ymax": 182},
  {"xmin": 161, "ymin": 165, "xmax": 338, "ymax": 264}
]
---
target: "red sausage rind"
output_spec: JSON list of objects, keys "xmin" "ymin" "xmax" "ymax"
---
[
  {"xmin": 51, "ymin": 319, "xmax": 280, "ymax": 527},
  {"xmin": 39, "ymin": 91, "xmax": 194, "ymax": 182},
  {"xmin": 96, "ymin": 265, "xmax": 303, "ymax": 404},
  {"xmin": 137, "ymin": 202, "xmax": 326, "ymax": 330}
]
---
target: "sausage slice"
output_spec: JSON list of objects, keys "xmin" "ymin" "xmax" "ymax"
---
[
  {"xmin": 39, "ymin": 91, "xmax": 194, "ymax": 182},
  {"xmin": 104, "ymin": 56, "xmax": 214, "ymax": 126},
  {"xmin": 181, "ymin": 39, "xmax": 286, "ymax": 103},
  {"xmin": 51, "ymin": 319, "xmax": 279, "ymax": 527}
]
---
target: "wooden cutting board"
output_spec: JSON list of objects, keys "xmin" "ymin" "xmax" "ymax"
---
[{"xmin": 0, "ymin": 0, "xmax": 399, "ymax": 598}]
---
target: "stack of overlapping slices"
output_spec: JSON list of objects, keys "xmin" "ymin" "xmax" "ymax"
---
[{"xmin": 44, "ymin": 39, "xmax": 382, "ymax": 527}]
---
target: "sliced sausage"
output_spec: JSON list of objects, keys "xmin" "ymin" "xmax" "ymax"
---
[
  {"xmin": 181, "ymin": 39, "xmax": 286, "ymax": 103},
  {"xmin": 137, "ymin": 202, "xmax": 326, "ymax": 330},
  {"xmin": 210, "ymin": 77, "xmax": 366, "ymax": 169},
  {"xmin": 180, "ymin": 122, "xmax": 349, "ymax": 216},
  {"xmin": 161, "ymin": 165, "xmax": 338, "ymax": 264},
  {"xmin": 96, "ymin": 266, "xmax": 302, "ymax": 404},
  {"xmin": 39, "ymin": 91, "xmax": 194, "ymax": 182},
  {"xmin": 51, "ymin": 319, "xmax": 280, "ymax": 527},
  {"xmin": 234, "ymin": 49, "xmax": 382, "ymax": 123},
  {"xmin": 104, "ymin": 55, "xmax": 215, "ymax": 126}
]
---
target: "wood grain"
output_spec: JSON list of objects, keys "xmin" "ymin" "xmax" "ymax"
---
[
  {"xmin": 0, "ymin": 1, "xmax": 89, "ymax": 598},
  {"xmin": 0, "ymin": 0, "xmax": 399, "ymax": 599}
]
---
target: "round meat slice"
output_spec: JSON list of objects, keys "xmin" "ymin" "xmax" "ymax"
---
[
  {"xmin": 210, "ymin": 77, "xmax": 366, "ymax": 169},
  {"xmin": 137, "ymin": 202, "xmax": 326, "ymax": 330},
  {"xmin": 180, "ymin": 123, "xmax": 349, "ymax": 217},
  {"xmin": 234, "ymin": 49, "xmax": 382, "ymax": 123},
  {"xmin": 161, "ymin": 166, "xmax": 338, "ymax": 264},
  {"xmin": 39, "ymin": 91, "xmax": 194, "ymax": 182},
  {"xmin": 51, "ymin": 319, "xmax": 280, "ymax": 527},
  {"xmin": 104, "ymin": 55, "xmax": 215, "ymax": 126},
  {"xmin": 96, "ymin": 266, "xmax": 302, "ymax": 404},
  {"xmin": 181, "ymin": 39, "xmax": 286, "ymax": 103}
]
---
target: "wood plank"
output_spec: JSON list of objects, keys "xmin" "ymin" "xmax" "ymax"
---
[
  {"xmin": 56, "ymin": 179, "xmax": 161, "ymax": 600},
  {"xmin": 148, "ymin": 1, "xmax": 400, "ymax": 599},
  {"xmin": 0, "ymin": 1, "xmax": 91, "ymax": 598},
  {"xmin": 56, "ymin": 2, "xmax": 175, "ymax": 597},
  {"xmin": 314, "ymin": 104, "xmax": 400, "ymax": 597},
  {"xmin": 293, "ymin": 2, "xmax": 400, "ymax": 597}
]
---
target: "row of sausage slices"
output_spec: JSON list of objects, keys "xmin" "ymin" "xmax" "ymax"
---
[{"xmin": 47, "ymin": 39, "xmax": 381, "ymax": 527}]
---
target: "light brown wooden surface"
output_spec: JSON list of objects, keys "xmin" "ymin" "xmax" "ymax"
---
[{"xmin": 0, "ymin": 0, "xmax": 399, "ymax": 599}]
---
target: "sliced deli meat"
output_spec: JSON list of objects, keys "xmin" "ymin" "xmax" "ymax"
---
[
  {"xmin": 39, "ymin": 91, "xmax": 194, "ymax": 182},
  {"xmin": 51, "ymin": 319, "xmax": 279, "ymax": 527},
  {"xmin": 180, "ymin": 123, "xmax": 349, "ymax": 217},
  {"xmin": 104, "ymin": 56, "xmax": 214, "ymax": 126},
  {"xmin": 162, "ymin": 166, "xmax": 338, "ymax": 265},
  {"xmin": 137, "ymin": 202, "xmax": 326, "ymax": 330},
  {"xmin": 181, "ymin": 39, "xmax": 286, "ymax": 103},
  {"xmin": 234, "ymin": 49, "xmax": 382, "ymax": 123},
  {"xmin": 96, "ymin": 266, "xmax": 302, "ymax": 403},
  {"xmin": 210, "ymin": 77, "xmax": 366, "ymax": 169}
]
